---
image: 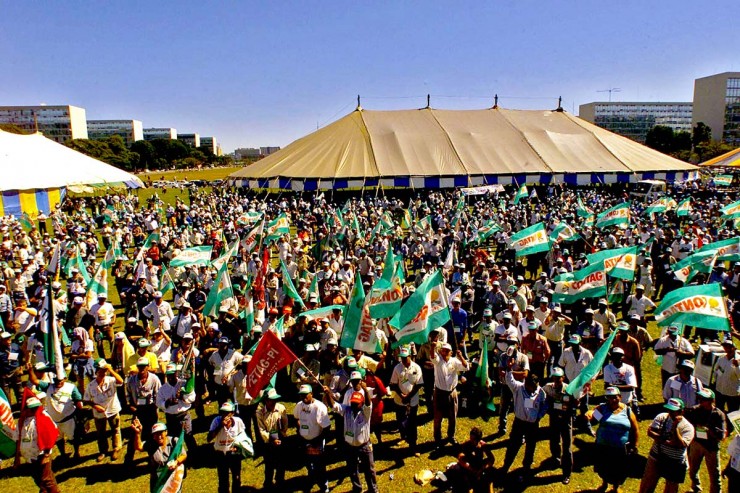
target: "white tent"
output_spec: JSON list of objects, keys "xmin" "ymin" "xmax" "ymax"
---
[
  {"xmin": 229, "ymin": 107, "xmax": 700, "ymax": 190},
  {"xmin": 0, "ymin": 129, "xmax": 143, "ymax": 216}
]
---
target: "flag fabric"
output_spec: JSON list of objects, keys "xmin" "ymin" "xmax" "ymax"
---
[
  {"xmin": 676, "ymin": 197, "xmax": 692, "ymax": 217},
  {"xmin": 442, "ymin": 243, "xmax": 456, "ymax": 272},
  {"xmin": 576, "ymin": 198, "xmax": 593, "ymax": 218},
  {"xmin": 697, "ymin": 237, "xmax": 740, "ymax": 262},
  {"xmin": 582, "ymin": 214, "xmax": 595, "ymax": 228},
  {"xmin": 549, "ymin": 221, "xmax": 579, "ymax": 243},
  {"xmin": 587, "ymin": 246, "xmax": 638, "ymax": 281},
  {"xmin": 245, "ymin": 330, "xmax": 298, "ymax": 397},
  {"xmin": 552, "ymin": 261, "xmax": 608, "ymax": 304},
  {"xmin": 644, "ymin": 197, "xmax": 669, "ymax": 215},
  {"xmin": 41, "ymin": 283, "xmax": 66, "ymax": 379},
  {"xmin": 596, "ymin": 202, "xmax": 631, "ymax": 229},
  {"xmin": 721, "ymin": 200, "xmax": 740, "ymax": 221},
  {"xmin": 152, "ymin": 429, "xmax": 186, "ymax": 493},
  {"xmin": 203, "ymin": 262, "xmax": 235, "ymax": 318},
  {"xmin": 390, "ymin": 270, "xmax": 450, "ymax": 349},
  {"xmin": 401, "ymin": 209, "xmax": 414, "ymax": 229},
  {"xmin": 279, "ymin": 259, "xmax": 305, "ymax": 308},
  {"xmin": 46, "ymin": 243, "xmax": 61, "ymax": 276},
  {"xmin": 160, "ymin": 267, "xmax": 176, "ymax": 296},
  {"xmin": 655, "ymin": 283, "xmax": 730, "ymax": 331},
  {"xmin": 240, "ymin": 220, "xmax": 264, "ymax": 255},
  {"xmin": 241, "ymin": 292, "xmax": 255, "ymax": 336},
  {"xmin": 341, "ymin": 273, "xmax": 382, "ymax": 354},
  {"xmin": 415, "ymin": 215, "xmax": 432, "ymax": 232},
  {"xmin": 84, "ymin": 261, "xmax": 109, "ymax": 309},
  {"xmin": 236, "ymin": 211, "xmax": 263, "ymax": 226},
  {"xmin": 566, "ymin": 329, "xmax": 618, "ymax": 398},
  {"xmin": 672, "ymin": 250, "xmax": 719, "ymax": 283},
  {"xmin": 212, "ymin": 237, "xmax": 240, "ymax": 271},
  {"xmin": 509, "ymin": 222, "xmax": 551, "ymax": 257},
  {"xmin": 714, "ymin": 174, "xmax": 734, "ymax": 187},
  {"xmin": 476, "ymin": 220, "xmax": 501, "ymax": 244},
  {"xmin": 0, "ymin": 388, "xmax": 17, "ymax": 459},
  {"xmin": 475, "ymin": 337, "xmax": 496, "ymax": 412},
  {"xmin": 263, "ymin": 213, "xmax": 290, "ymax": 244},
  {"xmin": 607, "ymin": 278, "xmax": 625, "ymax": 304},
  {"xmin": 136, "ymin": 232, "xmax": 161, "ymax": 262},
  {"xmin": 300, "ymin": 304, "xmax": 346, "ymax": 320},
  {"xmin": 368, "ymin": 261, "xmax": 405, "ymax": 319},
  {"xmin": 513, "ymin": 185, "xmax": 528, "ymax": 205},
  {"xmin": 170, "ymin": 246, "xmax": 213, "ymax": 267}
]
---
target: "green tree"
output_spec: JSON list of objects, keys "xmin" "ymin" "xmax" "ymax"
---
[
  {"xmin": 695, "ymin": 140, "xmax": 735, "ymax": 163},
  {"xmin": 692, "ymin": 122, "xmax": 712, "ymax": 148},
  {"xmin": 0, "ymin": 123, "xmax": 29, "ymax": 134},
  {"xmin": 130, "ymin": 140, "xmax": 156, "ymax": 170},
  {"xmin": 645, "ymin": 125, "xmax": 675, "ymax": 154},
  {"xmin": 672, "ymin": 131, "xmax": 692, "ymax": 153}
]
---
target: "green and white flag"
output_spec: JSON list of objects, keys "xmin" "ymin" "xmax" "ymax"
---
[
  {"xmin": 476, "ymin": 220, "xmax": 501, "ymax": 244},
  {"xmin": 676, "ymin": 197, "xmax": 692, "ymax": 217},
  {"xmin": 236, "ymin": 211, "xmax": 263, "ymax": 225},
  {"xmin": 512, "ymin": 184, "xmax": 528, "ymax": 205},
  {"xmin": 721, "ymin": 200, "xmax": 740, "ymax": 221},
  {"xmin": 552, "ymin": 261, "xmax": 607, "ymax": 304},
  {"xmin": 212, "ymin": 237, "xmax": 240, "ymax": 271},
  {"xmin": 714, "ymin": 174, "xmax": 733, "ymax": 187},
  {"xmin": 644, "ymin": 197, "xmax": 669, "ymax": 215},
  {"xmin": 596, "ymin": 202, "xmax": 630, "ymax": 229},
  {"xmin": 135, "ymin": 232, "xmax": 161, "ymax": 262},
  {"xmin": 280, "ymin": 259, "xmax": 305, "ymax": 308},
  {"xmin": 340, "ymin": 273, "xmax": 382, "ymax": 354},
  {"xmin": 301, "ymin": 304, "xmax": 346, "ymax": 321},
  {"xmin": 240, "ymin": 291, "xmax": 255, "ymax": 335},
  {"xmin": 390, "ymin": 270, "xmax": 450, "ymax": 349},
  {"xmin": 240, "ymin": 219, "xmax": 264, "ymax": 254},
  {"xmin": 566, "ymin": 329, "xmax": 617, "ymax": 398},
  {"xmin": 401, "ymin": 209, "xmax": 414, "ymax": 229},
  {"xmin": 656, "ymin": 283, "xmax": 730, "ymax": 331},
  {"xmin": 549, "ymin": 221, "xmax": 579, "ymax": 243},
  {"xmin": 672, "ymin": 250, "xmax": 719, "ymax": 283},
  {"xmin": 369, "ymin": 258, "xmax": 405, "ymax": 319},
  {"xmin": 475, "ymin": 337, "xmax": 496, "ymax": 412},
  {"xmin": 509, "ymin": 222, "xmax": 551, "ymax": 257},
  {"xmin": 697, "ymin": 237, "xmax": 740, "ymax": 262},
  {"xmin": 582, "ymin": 214, "xmax": 595, "ymax": 228},
  {"xmin": 0, "ymin": 388, "xmax": 17, "ymax": 459},
  {"xmin": 160, "ymin": 267, "xmax": 176, "ymax": 296},
  {"xmin": 263, "ymin": 213, "xmax": 290, "ymax": 244},
  {"xmin": 576, "ymin": 197, "xmax": 593, "ymax": 218},
  {"xmin": 607, "ymin": 278, "xmax": 625, "ymax": 304},
  {"xmin": 170, "ymin": 246, "xmax": 213, "ymax": 267},
  {"xmin": 203, "ymin": 262, "xmax": 235, "ymax": 317},
  {"xmin": 414, "ymin": 215, "xmax": 432, "ymax": 232},
  {"xmin": 84, "ymin": 260, "xmax": 110, "ymax": 309},
  {"xmin": 587, "ymin": 246, "xmax": 638, "ymax": 281},
  {"xmin": 152, "ymin": 429, "xmax": 186, "ymax": 493}
]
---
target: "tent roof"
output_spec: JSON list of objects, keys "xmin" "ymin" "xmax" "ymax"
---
[
  {"xmin": 699, "ymin": 147, "xmax": 740, "ymax": 168},
  {"xmin": 0, "ymin": 129, "xmax": 144, "ymax": 192},
  {"xmin": 230, "ymin": 107, "xmax": 698, "ymax": 189}
]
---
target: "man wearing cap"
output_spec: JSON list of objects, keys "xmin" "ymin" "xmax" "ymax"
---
[
  {"xmin": 227, "ymin": 358, "xmax": 262, "ymax": 446},
  {"xmin": 543, "ymin": 367, "xmax": 575, "ymax": 484},
  {"xmin": 533, "ymin": 296, "xmax": 550, "ymax": 324},
  {"xmin": 324, "ymin": 380, "xmax": 378, "ymax": 493},
  {"xmin": 517, "ymin": 305, "xmax": 541, "ymax": 339},
  {"xmin": 17, "ymin": 395, "xmax": 61, "ymax": 493},
  {"xmin": 713, "ymin": 338, "xmax": 740, "ymax": 417},
  {"xmin": 604, "ymin": 347, "xmax": 639, "ymax": 408},
  {"xmin": 127, "ymin": 338, "xmax": 159, "ymax": 374},
  {"xmin": 521, "ymin": 320, "xmax": 550, "ymax": 379},
  {"xmin": 142, "ymin": 291, "xmax": 175, "ymax": 334},
  {"xmin": 639, "ymin": 397, "xmax": 695, "ymax": 493},
  {"xmin": 575, "ymin": 308, "xmax": 604, "ymax": 354},
  {"xmin": 432, "ymin": 342, "xmax": 469, "ymax": 448},
  {"xmin": 170, "ymin": 302, "xmax": 198, "ymax": 345},
  {"xmin": 28, "ymin": 364, "xmax": 84, "ymax": 461},
  {"xmin": 497, "ymin": 334, "xmax": 529, "ymax": 434},
  {"xmin": 64, "ymin": 296, "xmax": 90, "ymax": 336},
  {"xmin": 450, "ymin": 298, "xmax": 469, "ymax": 344},
  {"xmin": 0, "ymin": 330, "xmax": 22, "ymax": 405},
  {"xmin": 685, "ymin": 389, "xmax": 727, "ymax": 493},
  {"xmin": 208, "ymin": 401, "xmax": 246, "ymax": 493},
  {"xmin": 500, "ymin": 358, "xmax": 547, "ymax": 484},
  {"xmin": 624, "ymin": 284, "xmax": 656, "ymax": 325},
  {"xmin": 594, "ymin": 298, "xmax": 617, "ymax": 334},
  {"xmin": 558, "ymin": 334, "xmax": 596, "ymax": 435},
  {"xmin": 493, "ymin": 311, "xmax": 519, "ymax": 353},
  {"xmin": 89, "ymin": 292, "xmax": 116, "ymax": 359},
  {"xmin": 478, "ymin": 308, "xmax": 496, "ymax": 356},
  {"xmin": 156, "ymin": 362, "xmax": 197, "ymax": 454},
  {"xmin": 83, "ymin": 358, "xmax": 124, "ymax": 462},
  {"xmin": 209, "ymin": 337, "xmax": 243, "ymax": 405},
  {"xmin": 390, "ymin": 346, "xmax": 424, "ymax": 454},
  {"xmin": 542, "ymin": 305, "xmax": 571, "ymax": 375},
  {"xmin": 663, "ymin": 359, "xmax": 703, "ymax": 408},
  {"xmin": 132, "ymin": 420, "xmax": 188, "ymax": 492},
  {"xmin": 256, "ymin": 388, "xmax": 289, "ymax": 490},
  {"xmin": 125, "ymin": 357, "xmax": 163, "ymax": 462},
  {"xmin": 0, "ymin": 284, "xmax": 13, "ymax": 329},
  {"xmin": 654, "ymin": 325, "xmax": 695, "ymax": 386},
  {"xmin": 293, "ymin": 384, "xmax": 331, "ymax": 493}
]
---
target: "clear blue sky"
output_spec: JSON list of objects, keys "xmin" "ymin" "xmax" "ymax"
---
[{"xmin": 1, "ymin": 1, "xmax": 737, "ymax": 152}]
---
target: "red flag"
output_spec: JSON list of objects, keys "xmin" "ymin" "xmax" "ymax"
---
[
  {"xmin": 19, "ymin": 388, "xmax": 59, "ymax": 452},
  {"xmin": 245, "ymin": 330, "xmax": 298, "ymax": 397}
]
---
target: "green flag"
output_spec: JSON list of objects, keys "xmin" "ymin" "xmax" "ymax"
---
[
  {"xmin": 672, "ymin": 250, "xmax": 718, "ymax": 283},
  {"xmin": 160, "ymin": 267, "xmax": 176, "ymax": 296},
  {"xmin": 264, "ymin": 213, "xmax": 290, "ymax": 244},
  {"xmin": 552, "ymin": 261, "xmax": 607, "ymax": 304},
  {"xmin": 697, "ymin": 237, "xmax": 740, "ymax": 262},
  {"xmin": 152, "ymin": 429, "xmax": 186, "ymax": 493},
  {"xmin": 596, "ymin": 202, "xmax": 630, "ymax": 229},
  {"xmin": 280, "ymin": 259, "xmax": 305, "ymax": 308},
  {"xmin": 549, "ymin": 221, "xmax": 579, "ymax": 243},
  {"xmin": 170, "ymin": 246, "xmax": 213, "ymax": 267},
  {"xmin": 644, "ymin": 197, "xmax": 669, "ymax": 215},
  {"xmin": 476, "ymin": 220, "xmax": 501, "ymax": 244},
  {"xmin": 390, "ymin": 270, "xmax": 450, "ymax": 349},
  {"xmin": 0, "ymin": 388, "xmax": 17, "ymax": 459},
  {"xmin": 714, "ymin": 174, "xmax": 733, "ymax": 187},
  {"xmin": 203, "ymin": 262, "xmax": 235, "ymax": 318},
  {"xmin": 513, "ymin": 184, "xmax": 528, "ymax": 205},
  {"xmin": 509, "ymin": 222, "xmax": 551, "ymax": 257},
  {"xmin": 566, "ymin": 329, "xmax": 617, "ymax": 398},
  {"xmin": 340, "ymin": 272, "xmax": 381, "ymax": 354},
  {"xmin": 655, "ymin": 283, "xmax": 730, "ymax": 331},
  {"xmin": 675, "ymin": 197, "xmax": 692, "ymax": 217},
  {"xmin": 19, "ymin": 212, "xmax": 34, "ymax": 231},
  {"xmin": 587, "ymin": 246, "xmax": 638, "ymax": 281},
  {"xmin": 475, "ymin": 337, "xmax": 496, "ymax": 412},
  {"xmin": 368, "ymin": 250, "xmax": 405, "ymax": 319},
  {"xmin": 576, "ymin": 197, "xmax": 592, "ymax": 218}
]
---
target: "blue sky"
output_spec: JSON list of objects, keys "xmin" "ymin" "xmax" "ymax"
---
[{"xmin": 1, "ymin": 1, "xmax": 737, "ymax": 152}]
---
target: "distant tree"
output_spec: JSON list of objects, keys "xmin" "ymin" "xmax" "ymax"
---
[
  {"xmin": 672, "ymin": 131, "xmax": 692, "ymax": 153},
  {"xmin": 130, "ymin": 140, "xmax": 156, "ymax": 170},
  {"xmin": 695, "ymin": 140, "xmax": 736, "ymax": 163},
  {"xmin": 692, "ymin": 122, "xmax": 712, "ymax": 148},
  {"xmin": 645, "ymin": 125, "xmax": 675, "ymax": 154},
  {"xmin": 65, "ymin": 135, "xmax": 138, "ymax": 171},
  {"xmin": 0, "ymin": 123, "xmax": 29, "ymax": 134}
]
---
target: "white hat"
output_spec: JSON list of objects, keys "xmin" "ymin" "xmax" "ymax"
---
[
  {"xmin": 441, "ymin": 343, "xmax": 453, "ymax": 351},
  {"xmin": 153, "ymin": 291, "xmax": 163, "ymax": 298},
  {"xmin": 151, "ymin": 423, "xmax": 167, "ymax": 434}
]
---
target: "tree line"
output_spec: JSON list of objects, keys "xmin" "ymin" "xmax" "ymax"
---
[{"xmin": 645, "ymin": 121, "xmax": 736, "ymax": 163}]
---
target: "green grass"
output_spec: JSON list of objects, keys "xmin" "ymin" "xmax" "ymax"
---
[{"xmin": 136, "ymin": 166, "xmax": 243, "ymax": 183}]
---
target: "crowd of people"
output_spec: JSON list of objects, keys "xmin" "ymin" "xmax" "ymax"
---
[{"xmin": 2, "ymin": 180, "xmax": 740, "ymax": 493}]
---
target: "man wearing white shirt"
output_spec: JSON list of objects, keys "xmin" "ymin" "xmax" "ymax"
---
[
  {"xmin": 156, "ymin": 363, "xmax": 196, "ymax": 453},
  {"xmin": 714, "ymin": 338, "xmax": 740, "ymax": 415},
  {"xmin": 654, "ymin": 325, "xmax": 695, "ymax": 386},
  {"xmin": 208, "ymin": 337, "xmax": 243, "ymax": 405},
  {"xmin": 89, "ymin": 293, "xmax": 116, "ymax": 359},
  {"xmin": 389, "ymin": 347, "xmax": 424, "ymax": 453},
  {"xmin": 293, "ymin": 384, "xmax": 331, "ymax": 493},
  {"xmin": 603, "ymin": 347, "xmax": 638, "ymax": 405},
  {"xmin": 83, "ymin": 359, "xmax": 124, "ymax": 462},
  {"xmin": 142, "ymin": 291, "xmax": 174, "ymax": 333},
  {"xmin": 431, "ymin": 342, "xmax": 469, "ymax": 449}
]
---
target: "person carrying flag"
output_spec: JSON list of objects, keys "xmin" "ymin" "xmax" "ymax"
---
[
  {"xmin": 131, "ymin": 420, "xmax": 187, "ymax": 493},
  {"xmin": 16, "ymin": 395, "xmax": 60, "ymax": 493}
]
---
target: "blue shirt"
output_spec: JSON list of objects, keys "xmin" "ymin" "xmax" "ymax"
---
[
  {"xmin": 450, "ymin": 308, "xmax": 468, "ymax": 334},
  {"xmin": 505, "ymin": 371, "xmax": 547, "ymax": 422}
]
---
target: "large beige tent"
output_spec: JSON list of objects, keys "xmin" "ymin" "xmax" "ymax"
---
[
  {"xmin": 699, "ymin": 147, "xmax": 740, "ymax": 168},
  {"xmin": 0, "ymin": 129, "xmax": 143, "ymax": 216},
  {"xmin": 229, "ymin": 107, "xmax": 699, "ymax": 191}
]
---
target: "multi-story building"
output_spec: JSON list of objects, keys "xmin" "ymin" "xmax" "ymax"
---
[
  {"xmin": 579, "ymin": 102, "xmax": 693, "ymax": 143},
  {"xmin": 0, "ymin": 105, "xmax": 88, "ymax": 143},
  {"xmin": 200, "ymin": 136, "xmax": 218, "ymax": 154},
  {"xmin": 177, "ymin": 133, "xmax": 200, "ymax": 148},
  {"xmin": 235, "ymin": 148, "xmax": 261, "ymax": 160},
  {"xmin": 144, "ymin": 127, "xmax": 177, "ymax": 141},
  {"xmin": 87, "ymin": 119, "xmax": 143, "ymax": 146},
  {"xmin": 693, "ymin": 72, "xmax": 740, "ymax": 145},
  {"xmin": 260, "ymin": 146, "xmax": 281, "ymax": 156}
]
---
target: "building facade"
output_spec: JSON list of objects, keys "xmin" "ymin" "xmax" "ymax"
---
[
  {"xmin": 87, "ymin": 119, "xmax": 143, "ymax": 146},
  {"xmin": 579, "ymin": 102, "xmax": 693, "ymax": 143},
  {"xmin": 177, "ymin": 133, "xmax": 200, "ymax": 148},
  {"xmin": 200, "ymin": 136, "xmax": 218, "ymax": 154},
  {"xmin": 144, "ymin": 127, "xmax": 177, "ymax": 141},
  {"xmin": 693, "ymin": 72, "xmax": 740, "ymax": 145},
  {"xmin": 235, "ymin": 148, "xmax": 261, "ymax": 160},
  {"xmin": 0, "ymin": 105, "xmax": 88, "ymax": 143},
  {"xmin": 260, "ymin": 146, "xmax": 281, "ymax": 156}
]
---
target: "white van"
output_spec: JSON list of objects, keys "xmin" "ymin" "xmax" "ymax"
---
[
  {"xmin": 630, "ymin": 180, "xmax": 666, "ymax": 203},
  {"xmin": 694, "ymin": 341, "xmax": 727, "ymax": 387}
]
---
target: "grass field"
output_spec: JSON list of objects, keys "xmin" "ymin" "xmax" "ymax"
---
[
  {"xmin": 0, "ymin": 178, "xmax": 731, "ymax": 492},
  {"xmin": 136, "ymin": 165, "xmax": 243, "ymax": 183}
]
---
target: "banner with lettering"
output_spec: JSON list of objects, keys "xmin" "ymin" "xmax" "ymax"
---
[
  {"xmin": 245, "ymin": 330, "xmax": 298, "ymax": 397},
  {"xmin": 655, "ymin": 283, "xmax": 730, "ymax": 331},
  {"xmin": 552, "ymin": 261, "xmax": 607, "ymax": 304}
]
